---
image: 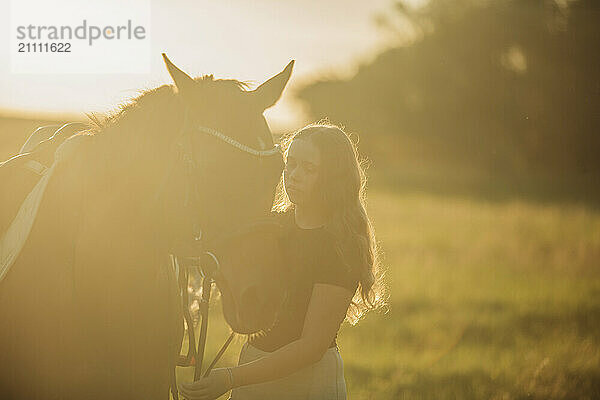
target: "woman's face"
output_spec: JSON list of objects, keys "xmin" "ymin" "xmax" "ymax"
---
[{"xmin": 284, "ymin": 138, "xmax": 321, "ymax": 206}]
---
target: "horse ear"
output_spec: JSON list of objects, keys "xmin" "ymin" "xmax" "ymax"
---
[
  {"xmin": 251, "ymin": 60, "xmax": 295, "ymax": 110},
  {"xmin": 162, "ymin": 53, "xmax": 195, "ymax": 97}
]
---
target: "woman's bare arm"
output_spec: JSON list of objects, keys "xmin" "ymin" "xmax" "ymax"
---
[{"xmin": 231, "ymin": 283, "xmax": 354, "ymax": 387}]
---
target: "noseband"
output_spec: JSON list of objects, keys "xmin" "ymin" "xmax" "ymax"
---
[{"xmin": 167, "ymin": 107, "xmax": 282, "ymax": 399}]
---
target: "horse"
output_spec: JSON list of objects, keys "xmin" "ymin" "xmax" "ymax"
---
[{"xmin": 0, "ymin": 54, "xmax": 294, "ymax": 400}]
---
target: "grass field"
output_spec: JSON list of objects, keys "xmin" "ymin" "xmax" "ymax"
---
[{"xmin": 177, "ymin": 189, "xmax": 600, "ymax": 400}]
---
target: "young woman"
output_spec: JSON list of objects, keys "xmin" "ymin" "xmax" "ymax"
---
[{"xmin": 179, "ymin": 122, "xmax": 386, "ymax": 400}]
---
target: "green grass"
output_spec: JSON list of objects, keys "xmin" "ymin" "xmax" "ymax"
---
[{"xmin": 177, "ymin": 189, "xmax": 600, "ymax": 399}]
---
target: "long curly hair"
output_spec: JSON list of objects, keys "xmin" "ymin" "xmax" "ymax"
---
[{"xmin": 273, "ymin": 120, "xmax": 387, "ymax": 325}]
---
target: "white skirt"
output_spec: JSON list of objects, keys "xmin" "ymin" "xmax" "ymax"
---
[{"xmin": 229, "ymin": 342, "xmax": 347, "ymax": 400}]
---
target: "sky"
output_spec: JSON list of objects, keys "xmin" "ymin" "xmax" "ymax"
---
[{"xmin": 0, "ymin": 0, "xmax": 409, "ymax": 131}]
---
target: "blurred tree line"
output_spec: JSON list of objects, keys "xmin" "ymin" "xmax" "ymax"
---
[{"xmin": 297, "ymin": 0, "xmax": 599, "ymax": 200}]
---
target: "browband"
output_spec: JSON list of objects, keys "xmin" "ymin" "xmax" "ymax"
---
[{"xmin": 195, "ymin": 125, "xmax": 281, "ymax": 158}]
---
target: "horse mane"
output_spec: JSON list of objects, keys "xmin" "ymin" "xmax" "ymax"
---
[
  {"xmin": 77, "ymin": 74, "xmax": 252, "ymax": 186},
  {"xmin": 86, "ymin": 75, "xmax": 251, "ymax": 137}
]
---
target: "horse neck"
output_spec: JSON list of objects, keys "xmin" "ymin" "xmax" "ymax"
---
[{"xmin": 80, "ymin": 126, "xmax": 186, "ymax": 252}]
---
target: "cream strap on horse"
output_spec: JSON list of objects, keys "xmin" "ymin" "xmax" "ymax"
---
[
  {"xmin": 195, "ymin": 125, "xmax": 281, "ymax": 158},
  {"xmin": 0, "ymin": 134, "xmax": 89, "ymax": 283}
]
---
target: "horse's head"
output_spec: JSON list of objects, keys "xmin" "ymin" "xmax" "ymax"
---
[
  {"xmin": 158, "ymin": 54, "xmax": 293, "ymax": 334},
  {"xmin": 161, "ymin": 54, "xmax": 291, "ymax": 234}
]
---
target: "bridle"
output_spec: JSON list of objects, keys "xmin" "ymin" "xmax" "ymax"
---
[
  {"xmin": 165, "ymin": 106, "xmax": 282, "ymax": 399},
  {"xmin": 196, "ymin": 125, "xmax": 281, "ymax": 158}
]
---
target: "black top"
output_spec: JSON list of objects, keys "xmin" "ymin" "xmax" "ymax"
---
[{"xmin": 248, "ymin": 210, "xmax": 359, "ymax": 352}]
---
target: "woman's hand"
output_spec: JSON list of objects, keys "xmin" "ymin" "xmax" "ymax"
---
[{"xmin": 178, "ymin": 368, "xmax": 233, "ymax": 400}]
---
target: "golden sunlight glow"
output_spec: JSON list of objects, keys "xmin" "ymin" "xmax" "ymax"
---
[{"xmin": 0, "ymin": 0, "xmax": 397, "ymax": 132}]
